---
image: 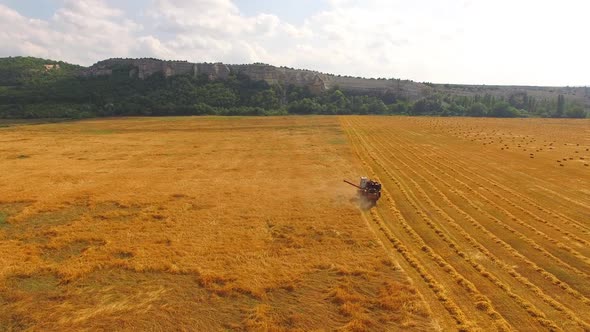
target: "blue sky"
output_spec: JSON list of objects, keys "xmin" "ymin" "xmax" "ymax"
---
[
  {"xmin": 0, "ymin": 0, "xmax": 588, "ymax": 86},
  {"xmin": 1, "ymin": 0, "xmax": 57, "ymax": 19},
  {"xmin": 1, "ymin": 0, "xmax": 328, "ymax": 24},
  {"xmin": 235, "ymin": 0, "xmax": 327, "ymax": 24}
]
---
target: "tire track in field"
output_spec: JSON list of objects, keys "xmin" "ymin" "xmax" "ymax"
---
[
  {"xmin": 364, "ymin": 121, "xmax": 590, "ymax": 327},
  {"xmin": 344, "ymin": 120, "xmax": 537, "ymax": 331},
  {"xmin": 344, "ymin": 119, "xmax": 579, "ymax": 331},
  {"xmin": 377, "ymin": 126, "xmax": 590, "ymax": 278}
]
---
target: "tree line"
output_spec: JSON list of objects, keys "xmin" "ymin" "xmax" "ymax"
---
[{"xmin": 0, "ymin": 57, "xmax": 587, "ymax": 119}]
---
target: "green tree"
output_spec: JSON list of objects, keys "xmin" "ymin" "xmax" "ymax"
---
[
  {"xmin": 489, "ymin": 101, "xmax": 519, "ymax": 117},
  {"xmin": 287, "ymin": 98, "xmax": 323, "ymax": 114},
  {"xmin": 555, "ymin": 94, "xmax": 565, "ymax": 117},
  {"xmin": 367, "ymin": 99, "xmax": 387, "ymax": 114},
  {"xmin": 388, "ymin": 101, "xmax": 409, "ymax": 115},
  {"xmin": 565, "ymin": 104, "xmax": 587, "ymax": 118},
  {"xmin": 329, "ymin": 89, "xmax": 348, "ymax": 108},
  {"xmin": 412, "ymin": 96, "xmax": 443, "ymax": 115},
  {"xmin": 192, "ymin": 103, "xmax": 216, "ymax": 115},
  {"xmin": 443, "ymin": 102, "xmax": 466, "ymax": 116},
  {"xmin": 199, "ymin": 83, "xmax": 237, "ymax": 108},
  {"xmin": 466, "ymin": 102, "xmax": 488, "ymax": 117},
  {"xmin": 251, "ymin": 90, "xmax": 279, "ymax": 110},
  {"xmin": 508, "ymin": 92, "xmax": 528, "ymax": 110}
]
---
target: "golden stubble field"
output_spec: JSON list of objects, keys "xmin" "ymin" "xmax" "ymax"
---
[
  {"xmin": 342, "ymin": 116, "xmax": 590, "ymax": 331},
  {"xmin": 0, "ymin": 115, "xmax": 589, "ymax": 331},
  {"xmin": 0, "ymin": 117, "xmax": 431, "ymax": 331}
]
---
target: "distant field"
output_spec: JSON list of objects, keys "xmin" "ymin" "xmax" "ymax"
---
[
  {"xmin": 1, "ymin": 116, "xmax": 588, "ymax": 331},
  {"xmin": 0, "ymin": 118, "xmax": 71, "ymax": 127},
  {"xmin": 342, "ymin": 116, "xmax": 590, "ymax": 331},
  {"xmin": 0, "ymin": 117, "xmax": 430, "ymax": 331}
]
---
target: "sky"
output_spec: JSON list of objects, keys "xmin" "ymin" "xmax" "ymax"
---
[{"xmin": 0, "ymin": 0, "xmax": 588, "ymax": 86}]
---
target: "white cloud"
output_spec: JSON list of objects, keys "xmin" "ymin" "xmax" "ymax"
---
[
  {"xmin": 60, "ymin": 0, "xmax": 124, "ymax": 19},
  {"xmin": 283, "ymin": 0, "xmax": 590, "ymax": 85},
  {"xmin": 0, "ymin": 0, "xmax": 588, "ymax": 85},
  {"xmin": 141, "ymin": 0, "xmax": 297, "ymax": 64},
  {"xmin": 0, "ymin": 0, "xmax": 140, "ymax": 64}
]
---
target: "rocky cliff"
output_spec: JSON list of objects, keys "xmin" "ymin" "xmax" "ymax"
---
[
  {"xmin": 80, "ymin": 58, "xmax": 430, "ymax": 99},
  {"xmin": 229, "ymin": 64, "xmax": 330, "ymax": 95},
  {"xmin": 228, "ymin": 64, "xmax": 431, "ymax": 98},
  {"xmin": 79, "ymin": 58, "xmax": 589, "ymax": 105}
]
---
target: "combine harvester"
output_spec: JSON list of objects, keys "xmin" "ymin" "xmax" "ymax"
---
[{"xmin": 344, "ymin": 177, "xmax": 382, "ymax": 208}]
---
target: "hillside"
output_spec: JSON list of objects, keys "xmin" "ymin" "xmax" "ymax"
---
[
  {"xmin": 435, "ymin": 83, "xmax": 590, "ymax": 109},
  {"xmin": 0, "ymin": 56, "xmax": 588, "ymax": 119},
  {"xmin": 80, "ymin": 58, "xmax": 590, "ymax": 106},
  {"xmin": 80, "ymin": 58, "xmax": 429, "ymax": 99},
  {"xmin": 0, "ymin": 56, "xmax": 82, "ymax": 86}
]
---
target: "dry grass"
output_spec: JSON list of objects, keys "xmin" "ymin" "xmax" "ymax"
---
[
  {"xmin": 343, "ymin": 116, "xmax": 590, "ymax": 331},
  {"xmin": 0, "ymin": 116, "xmax": 432, "ymax": 331}
]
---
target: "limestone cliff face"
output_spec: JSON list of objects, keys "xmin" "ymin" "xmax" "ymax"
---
[
  {"xmin": 80, "ymin": 58, "xmax": 428, "ymax": 99},
  {"xmin": 326, "ymin": 76, "xmax": 430, "ymax": 99},
  {"xmin": 78, "ymin": 58, "xmax": 590, "ymax": 105},
  {"xmin": 225, "ymin": 64, "xmax": 430, "ymax": 99},
  {"xmin": 228, "ymin": 64, "xmax": 330, "ymax": 94}
]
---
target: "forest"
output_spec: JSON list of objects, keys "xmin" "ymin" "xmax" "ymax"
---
[{"xmin": 0, "ymin": 57, "xmax": 586, "ymax": 119}]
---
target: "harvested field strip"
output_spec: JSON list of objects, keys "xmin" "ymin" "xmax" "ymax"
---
[
  {"xmin": 532, "ymin": 185, "xmax": 590, "ymax": 218},
  {"xmin": 420, "ymin": 118, "xmax": 590, "ymax": 219},
  {"xmin": 420, "ymin": 118, "xmax": 590, "ymax": 224},
  {"xmin": 483, "ymin": 173, "xmax": 590, "ymax": 223},
  {"xmin": 345, "ymin": 121, "xmax": 565, "ymax": 330},
  {"xmin": 392, "ymin": 126, "xmax": 590, "ymax": 244},
  {"xmin": 373, "ymin": 126, "xmax": 590, "ymax": 310},
  {"xmin": 346, "ymin": 123, "xmax": 523, "ymax": 331},
  {"xmin": 366, "ymin": 210, "xmax": 475, "ymax": 330},
  {"xmin": 390, "ymin": 121, "xmax": 590, "ymax": 228},
  {"xmin": 375, "ymin": 122, "xmax": 590, "ymax": 279},
  {"xmin": 388, "ymin": 130, "xmax": 590, "ymax": 267},
  {"xmin": 375, "ymin": 126, "xmax": 590, "ymax": 280},
  {"xmin": 397, "ymin": 151, "xmax": 590, "ymax": 263},
  {"xmin": 341, "ymin": 117, "xmax": 590, "ymax": 331},
  {"xmin": 363, "ymin": 122, "xmax": 590, "ymax": 324},
  {"xmin": 346, "ymin": 127, "xmax": 487, "ymax": 331}
]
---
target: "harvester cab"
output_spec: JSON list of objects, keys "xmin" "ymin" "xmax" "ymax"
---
[{"xmin": 344, "ymin": 177, "xmax": 382, "ymax": 206}]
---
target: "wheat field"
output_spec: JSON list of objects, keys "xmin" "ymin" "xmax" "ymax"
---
[
  {"xmin": 0, "ymin": 116, "xmax": 589, "ymax": 331},
  {"xmin": 342, "ymin": 116, "xmax": 590, "ymax": 331},
  {"xmin": 0, "ymin": 117, "xmax": 431, "ymax": 331}
]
